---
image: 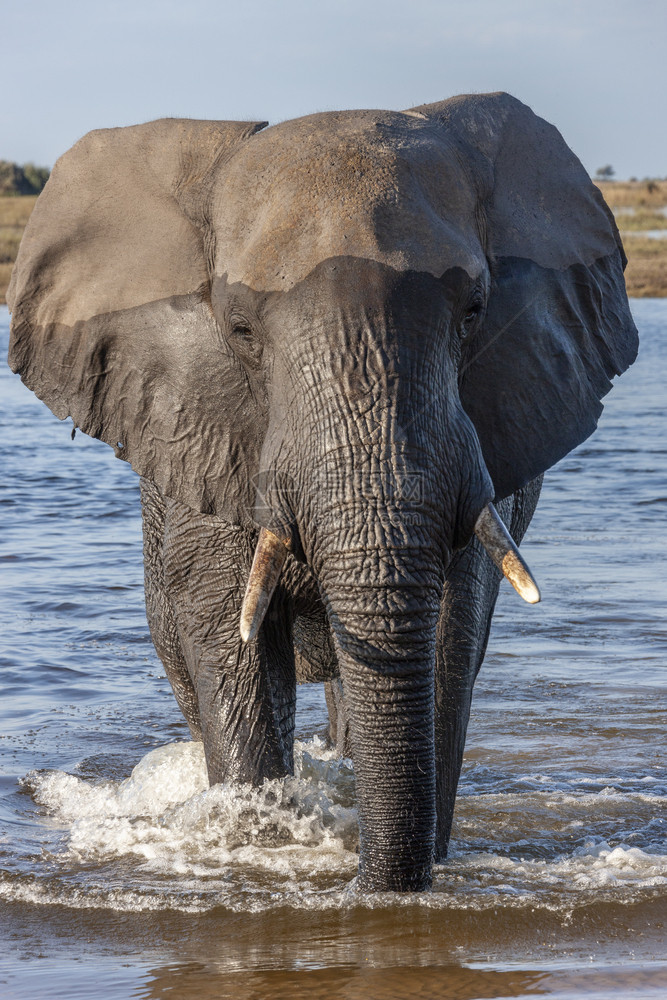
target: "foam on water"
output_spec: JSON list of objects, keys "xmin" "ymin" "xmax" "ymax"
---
[
  {"xmin": 23, "ymin": 738, "xmax": 358, "ymax": 876},
  {"xmin": 6, "ymin": 738, "xmax": 664, "ymax": 914}
]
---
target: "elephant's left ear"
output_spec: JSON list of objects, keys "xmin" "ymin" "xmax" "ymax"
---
[{"xmin": 412, "ymin": 93, "xmax": 638, "ymax": 500}]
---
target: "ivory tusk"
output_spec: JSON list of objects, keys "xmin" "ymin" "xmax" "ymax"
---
[
  {"xmin": 239, "ymin": 527, "xmax": 290, "ymax": 642},
  {"xmin": 474, "ymin": 504, "xmax": 541, "ymax": 604}
]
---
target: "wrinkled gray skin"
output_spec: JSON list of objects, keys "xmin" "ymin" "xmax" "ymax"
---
[
  {"xmin": 8, "ymin": 93, "xmax": 637, "ymax": 891},
  {"xmin": 140, "ymin": 473, "xmax": 542, "ymax": 875}
]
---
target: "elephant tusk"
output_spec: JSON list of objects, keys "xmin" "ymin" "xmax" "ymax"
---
[
  {"xmin": 239, "ymin": 527, "xmax": 290, "ymax": 642},
  {"xmin": 474, "ymin": 504, "xmax": 541, "ymax": 604}
]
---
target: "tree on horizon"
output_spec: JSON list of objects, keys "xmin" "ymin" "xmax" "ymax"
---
[{"xmin": 0, "ymin": 161, "xmax": 50, "ymax": 196}]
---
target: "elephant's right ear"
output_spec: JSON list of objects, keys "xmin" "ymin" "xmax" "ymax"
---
[{"xmin": 8, "ymin": 117, "xmax": 267, "ymax": 520}]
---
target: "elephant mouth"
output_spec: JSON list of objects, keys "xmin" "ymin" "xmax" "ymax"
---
[{"xmin": 239, "ymin": 503, "xmax": 540, "ymax": 643}]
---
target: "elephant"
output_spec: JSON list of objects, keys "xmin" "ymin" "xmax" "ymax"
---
[{"xmin": 7, "ymin": 92, "xmax": 637, "ymax": 892}]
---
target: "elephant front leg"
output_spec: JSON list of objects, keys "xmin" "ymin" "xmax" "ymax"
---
[
  {"xmin": 434, "ymin": 533, "xmax": 500, "ymax": 858},
  {"xmin": 141, "ymin": 479, "xmax": 203, "ymax": 741},
  {"xmin": 161, "ymin": 498, "xmax": 296, "ymax": 786},
  {"xmin": 434, "ymin": 479, "xmax": 542, "ymax": 859},
  {"xmin": 192, "ymin": 611, "xmax": 295, "ymax": 785}
]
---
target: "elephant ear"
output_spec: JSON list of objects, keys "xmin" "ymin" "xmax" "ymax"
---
[
  {"xmin": 412, "ymin": 93, "xmax": 638, "ymax": 500},
  {"xmin": 8, "ymin": 117, "xmax": 267, "ymax": 520}
]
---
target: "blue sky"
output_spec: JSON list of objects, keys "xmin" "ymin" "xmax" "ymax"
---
[{"xmin": 4, "ymin": 0, "xmax": 665, "ymax": 178}]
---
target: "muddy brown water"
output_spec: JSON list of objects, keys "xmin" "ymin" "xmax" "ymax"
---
[{"xmin": 1, "ymin": 301, "xmax": 665, "ymax": 999}]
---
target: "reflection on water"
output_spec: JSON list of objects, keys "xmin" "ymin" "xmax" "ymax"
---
[
  {"xmin": 1, "ymin": 301, "xmax": 665, "ymax": 998},
  {"xmin": 136, "ymin": 963, "xmax": 667, "ymax": 1000}
]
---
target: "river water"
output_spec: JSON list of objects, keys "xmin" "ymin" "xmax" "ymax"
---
[{"xmin": 0, "ymin": 301, "xmax": 665, "ymax": 999}]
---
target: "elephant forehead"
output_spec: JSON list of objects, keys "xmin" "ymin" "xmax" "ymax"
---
[{"xmin": 211, "ymin": 110, "xmax": 486, "ymax": 291}]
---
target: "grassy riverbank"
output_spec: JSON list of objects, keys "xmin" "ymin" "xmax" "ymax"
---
[
  {"xmin": 1, "ymin": 182, "xmax": 666, "ymax": 305},
  {"xmin": 0, "ymin": 195, "xmax": 37, "ymax": 306},
  {"xmin": 597, "ymin": 180, "xmax": 667, "ymax": 297}
]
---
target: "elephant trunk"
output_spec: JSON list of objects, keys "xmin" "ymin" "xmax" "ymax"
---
[
  {"xmin": 297, "ymin": 429, "xmax": 455, "ymax": 889},
  {"xmin": 317, "ymin": 538, "xmax": 442, "ymax": 891},
  {"xmin": 238, "ymin": 487, "xmax": 540, "ymax": 892},
  {"xmin": 243, "ymin": 296, "xmax": 498, "ymax": 891}
]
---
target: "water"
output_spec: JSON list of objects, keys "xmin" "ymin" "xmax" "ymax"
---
[{"xmin": 1, "ymin": 301, "xmax": 665, "ymax": 999}]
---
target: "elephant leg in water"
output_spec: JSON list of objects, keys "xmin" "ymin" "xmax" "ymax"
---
[
  {"xmin": 140, "ymin": 478, "xmax": 297, "ymax": 784},
  {"xmin": 434, "ymin": 477, "xmax": 543, "ymax": 858}
]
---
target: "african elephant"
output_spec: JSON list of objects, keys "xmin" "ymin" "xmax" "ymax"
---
[{"xmin": 7, "ymin": 93, "xmax": 637, "ymax": 892}]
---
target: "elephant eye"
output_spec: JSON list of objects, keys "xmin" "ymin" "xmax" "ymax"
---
[
  {"xmin": 228, "ymin": 319, "xmax": 263, "ymax": 367},
  {"xmin": 460, "ymin": 301, "xmax": 483, "ymax": 338},
  {"xmin": 232, "ymin": 322, "xmax": 253, "ymax": 340}
]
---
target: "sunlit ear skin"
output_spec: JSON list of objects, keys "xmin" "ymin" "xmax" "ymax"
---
[
  {"xmin": 7, "ymin": 118, "xmax": 269, "ymax": 524},
  {"xmin": 9, "ymin": 98, "xmax": 637, "ymax": 522},
  {"xmin": 474, "ymin": 504, "xmax": 540, "ymax": 604}
]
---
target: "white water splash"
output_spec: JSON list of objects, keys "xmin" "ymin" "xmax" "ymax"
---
[
  {"xmin": 12, "ymin": 738, "xmax": 666, "ymax": 913},
  {"xmin": 24, "ymin": 738, "xmax": 359, "ymax": 879}
]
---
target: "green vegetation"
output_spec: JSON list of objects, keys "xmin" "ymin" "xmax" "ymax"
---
[
  {"xmin": 0, "ymin": 160, "xmax": 50, "ymax": 197},
  {"xmin": 0, "ymin": 161, "xmax": 49, "ymax": 305}
]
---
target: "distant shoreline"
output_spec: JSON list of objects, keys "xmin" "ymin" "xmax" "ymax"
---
[
  {"xmin": 2, "ymin": 181, "xmax": 666, "ymax": 306},
  {"xmin": 0, "ymin": 195, "xmax": 38, "ymax": 307},
  {"xmin": 597, "ymin": 179, "xmax": 667, "ymax": 298}
]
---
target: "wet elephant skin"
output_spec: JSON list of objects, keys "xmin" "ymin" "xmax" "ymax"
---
[{"xmin": 7, "ymin": 93, "xmax": 637, "ymax": 890}]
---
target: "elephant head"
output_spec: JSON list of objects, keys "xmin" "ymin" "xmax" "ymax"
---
[{"xmin": 8, "ymin": 94, "xmax": 637, "ymax": 891}]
